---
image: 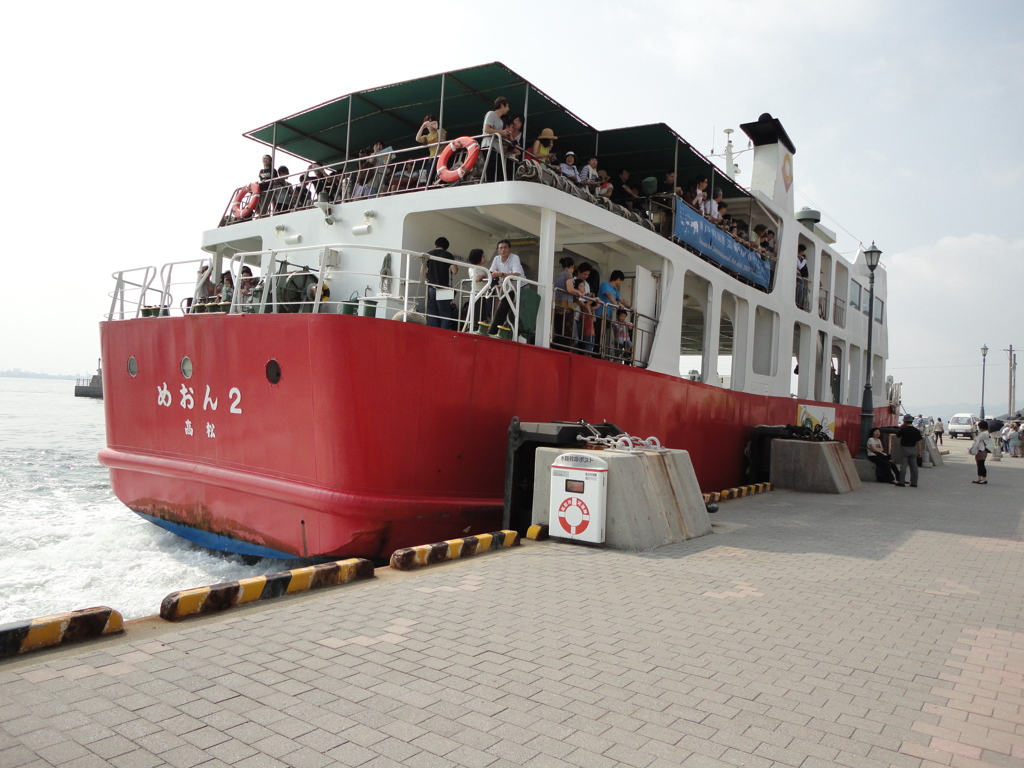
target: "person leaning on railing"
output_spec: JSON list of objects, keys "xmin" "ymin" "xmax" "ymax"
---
[
  {"xmin": 553, "ymin": 256, "xmax": 577, "ymax": 346},
  {"xmin": 486, "ymin": 239, "xmax": 524, "ymax": 335},
  {"xmin": 596, "ymin": 270, "xmax": 632, "ymax": 351}
]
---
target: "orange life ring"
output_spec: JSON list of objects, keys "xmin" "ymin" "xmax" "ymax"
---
[
  {"xmin": 436, "ymin": 137, "xmax": 480, "ymax": 183},
  {"xmin": 230, "ymin": 182, "xmax": 261, "ymax": 219}
]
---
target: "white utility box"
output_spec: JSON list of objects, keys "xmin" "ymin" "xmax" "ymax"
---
[{"xmin": 549, "ymin": 452, "xmax": 608, "ymax": 543}]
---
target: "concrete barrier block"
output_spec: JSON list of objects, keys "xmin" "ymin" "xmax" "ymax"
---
[
  {"xmin": 389, "ymin": 530, "xmax": 519, "ymax": 571},
  {"xmin": 531, "ymin": 447, "xmax": 711, "ymax": 551},
  {"xmin": 0, "ymin": 607, "xmax": 124, "ymax": 658},
  {"xmin": 770, "ymin": 440, "xmax": 861, "ymax": 493},
  {"xmin": 853, "ymin": 458, "xmax": 878, "ymax": 483},
  {"xmin": 526, "ymin": 524, "xmax": 549, "ymax": 540},
  {"xmin": 160, "ymin": 558, "xmax": 374, "ymax": 621}
]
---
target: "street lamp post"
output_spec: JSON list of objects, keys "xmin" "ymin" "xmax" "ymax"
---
[
  {"xmin": 857, "ymin": 243, "xmax": 883, "ymax": 460},
  {"xmin": 980, "ymin": 344, "xmax": 988, "ymax": 420}
]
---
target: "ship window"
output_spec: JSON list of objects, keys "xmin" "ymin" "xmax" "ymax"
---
[
  {"xmin": 849, "ymin": 281, "xmax": 861, "ymax": 310},
  {"xmin": 875, "ymin": 298, "xmax": 883, "ymax": 323},
  {"xmin": 180, "ymin": 357, "xmax": 193, "ymax": 378},
  {"xmin": 127, "ymin": 356, "xmax": 138, "ymax": 377},
  {"xmin": 266, "ymin": 359, "xmax": 282, "ymax": 384}
]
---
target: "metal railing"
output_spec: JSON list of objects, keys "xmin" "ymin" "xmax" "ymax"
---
[
  {"xmin": 107, "ymin": 266, "xmax": 159, "ymax": 320},
  {"xmin": 549, "ymin": 301, "xmax": 656, "ymax": 367},
  {"xmin": 219, "ymin": 135, "xmax": 515, "ymax": 225},
  {"xmin": 818, "ymin": 287, "xmax": 830, "ymax": 320},
  {"xmin": 219, "ymin": 137, "xmax": 783, "ymax": 309},
  {"xmin": 795, "ymin": 276, "xmax": 811, "ymax": 312},
  {"xmin": 833, "ymin": 296, "xmax": 846, "ymax": 328},
  {"xmin": 105, "ymin": 243, "xmax": 658, "ymax": 368}
]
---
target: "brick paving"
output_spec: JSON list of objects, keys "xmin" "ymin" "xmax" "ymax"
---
[{"xmin": 2, "ymin": 440, "xmax": 1022, "ymax": 768}]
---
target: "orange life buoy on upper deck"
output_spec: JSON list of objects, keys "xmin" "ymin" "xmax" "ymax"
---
[
  {"xmin": 230, "ymin": 182, "xmax": 261, "ymax": 219},
  {"xmin": 436, "ymin": 137, "xmax": 480, "ymax": 183}
]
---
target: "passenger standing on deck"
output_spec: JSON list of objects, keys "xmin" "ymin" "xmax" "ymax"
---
[
  {"xmin": 970, "ymin": 421, "xmax": 995, "ymax": 483},
  {"xmin": 596, "ymin": 270, "xmax": 632, "ymax": 354},
  {"xmin": 487, "ymin": 240, "xmax": 524, "ymax": 335},
  {"xmin": 895, "ymin": 414, "xmax": 923, "ymax": 487},
  {"xmin": 465, "ymin": 248, "xmax": 489, "ymax": 326},
  {"xmin": 424, "ymin": 237, "xmax": 457, "ymax": 330},
  {"xmin": 481, "ymin": 97, "xmax": 512, "ymax": 182},
  {"xmin": 796, "ymin": 244, "xmax": 810, "ymax": 307},
  {"xmin": 553, "ymin": 256, "xmax": 576, "ymax": 346},
  {"xmin": 258, "ymin": 155, "xmax": 275, "ymax": 215},
  {"xmin": 415, "ymin": 114, "xmax": 447, "ymax": 185}
]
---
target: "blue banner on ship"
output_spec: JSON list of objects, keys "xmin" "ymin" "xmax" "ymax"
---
[{"xmin": 673, "ymin": 204, "xmax": 771, "ymax": 289}]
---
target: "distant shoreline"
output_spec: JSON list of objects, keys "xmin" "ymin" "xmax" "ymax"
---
[{"xmin": 0, "ymin": 371, "xmax": 78, "ymax": 380}]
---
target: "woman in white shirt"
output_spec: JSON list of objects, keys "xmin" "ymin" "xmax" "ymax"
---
[
  {"xmin": 866, "ymin": 429, "xmax": 898, "ymax": 484},
  {"xmin": 970, "ymin": 421, "xmax": 995, "ymax": 484}
]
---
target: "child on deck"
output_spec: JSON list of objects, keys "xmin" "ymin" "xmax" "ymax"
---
[{"xmin": 612, "ymin": 308, "xmax": 634, "ymax": 360}]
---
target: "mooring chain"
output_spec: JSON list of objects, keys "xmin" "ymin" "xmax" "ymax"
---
[{"xmin": 576, "ymin": 433, "xmax": 666, "ymax": 453}]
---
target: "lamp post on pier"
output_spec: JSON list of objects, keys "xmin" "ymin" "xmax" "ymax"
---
[
  {"xmin": 980, "ymin": 344, "xmax": 988, "ymax": 420},
  {"xmin": 857, "ymin": 242, "xmax": 882, "ymax": 460}
]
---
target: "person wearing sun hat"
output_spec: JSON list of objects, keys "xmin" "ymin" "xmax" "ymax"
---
[
  {"xmin": 530, "ymin": 128, "xmax": 558, "ymax": 166},
  {"xmin": 559, "ymin": 151, "xmax": 580, "ymax": 183}
]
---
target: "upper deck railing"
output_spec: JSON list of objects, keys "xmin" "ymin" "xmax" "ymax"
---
[
  {"xmin": 106, "ymin": 243, "xmax": 657, "ymax": 369},
  {"xmin": 219, "ymin": 138, "xmax": 776, "ymax": 293}
]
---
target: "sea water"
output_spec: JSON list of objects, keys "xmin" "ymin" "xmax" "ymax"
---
[{"xmin": 0, "ymin": 377, "xmax": 296, "ymax": 623}]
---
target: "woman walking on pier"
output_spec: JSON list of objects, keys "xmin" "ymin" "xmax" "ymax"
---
[{"xmin": 970, "ymin": 420, "xmax": 995, "ymax": 484}]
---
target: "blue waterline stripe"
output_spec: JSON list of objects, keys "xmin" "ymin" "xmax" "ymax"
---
[{"xmin": 134, "ymin": 512, "xmax": 296, "ymax": 559}]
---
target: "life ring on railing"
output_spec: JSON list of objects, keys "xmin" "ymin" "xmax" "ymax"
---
[
  {"xmin": 230, "ymin": 182, "xmax": 261, "ymax": 219},
  {"xmin": 436, "ymin": 137, "xmax": 480, "ymax": 183}
]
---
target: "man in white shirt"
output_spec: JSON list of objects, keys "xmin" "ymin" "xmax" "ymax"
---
[
  {"xmin": 487, "ymin": 239, "xmax": 524, "ymax": 335},
  {"xmin": 703, "ymin": 187, "xmax": 724, "ymax": 224},
  {"xmin": 481, "ymin": 97, "xmax": 511, "ymax": 182}
]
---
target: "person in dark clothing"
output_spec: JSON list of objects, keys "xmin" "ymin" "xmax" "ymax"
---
[
  {"xmin": 425, "ymin": 237, "xmax": 457, "ymax": 329},
  {"xmin": 895, "ymin": 414, "xmax": 923, "ymax": 487}
]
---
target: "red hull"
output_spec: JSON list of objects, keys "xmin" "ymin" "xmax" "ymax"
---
[{"xmin": 100, "ymin": 314, "xmax": 893, "ymax": 558}]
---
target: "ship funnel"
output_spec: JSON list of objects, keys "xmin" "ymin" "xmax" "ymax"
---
[
  {"xmin": 740, "ymin": 113, "xmax": 796, "ymax": 212},
  {"xmin": 795, "ymin": 207, "xmax": 821, "ymax": 228}
]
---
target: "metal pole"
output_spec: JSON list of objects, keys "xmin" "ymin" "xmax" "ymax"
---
[
  {"xmin": 437, "ymin": 74, "xmax": 446, "ymax": 146},
  {"xmin": 345, "ymin": 97, "xmax": 352, "ymax": 160},
  {"xmin": 857, "ymin": 268, "xmax": 876, "ymax": 459},
  {"xmin": 271, "ymin": 123, "xmax": 277, "ymax": 172},
  {"xmin": 1008, "ymin": 345, "xmax": 1014, "ymax": 417},
  {"xmin": 980, "ymin": 351, "xmax": 987, "ymax": 420}
]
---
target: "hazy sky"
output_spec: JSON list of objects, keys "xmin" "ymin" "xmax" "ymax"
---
[{"xmin": 2, "ymin": 0, "xmax": 1020, "ymax": 414}]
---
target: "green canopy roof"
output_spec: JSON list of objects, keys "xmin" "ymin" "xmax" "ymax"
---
[{"xmin": 245, "ymin": 62, "xmax": 748, "ymax": 202}]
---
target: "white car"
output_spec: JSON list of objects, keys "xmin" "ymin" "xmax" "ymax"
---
[{"xmin": 948, "ymin": 414, "xmax": 978, "ymax": 439}]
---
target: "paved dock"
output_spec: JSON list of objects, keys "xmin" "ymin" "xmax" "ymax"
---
[{"xmin": 3, "ymin": 440, "xmax": 1023, "ymax": 768}]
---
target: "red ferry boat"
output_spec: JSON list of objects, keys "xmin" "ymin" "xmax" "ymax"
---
[{"xmin": 99, "ymin": 63, "xmax": 899, "ymax": 559}]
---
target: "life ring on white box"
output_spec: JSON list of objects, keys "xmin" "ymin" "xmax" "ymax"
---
[
  {"xmin": 436, "ymin": 137, "xmax": 480, "ymax": 183},
  {"xmin": 230, "ymin": 182, "xmax": 261, "ymax": 219}
]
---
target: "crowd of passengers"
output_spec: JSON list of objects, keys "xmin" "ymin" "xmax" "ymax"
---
[
  {"xmin": 423, "ymin": 238, "xmax": 636, "ymax": 361},
  {"xmin": 237, "ymin": 97, "xmax": 775, "ymax": 266}
]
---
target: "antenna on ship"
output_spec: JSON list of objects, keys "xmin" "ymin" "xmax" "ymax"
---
[{"xmin": 710, "ymin": 128, "xmax": 746, "ymax": 180}]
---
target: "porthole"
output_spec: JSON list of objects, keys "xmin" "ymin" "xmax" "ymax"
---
[
  {"xmin": 266, "ymin": 359, "xmax": 282, "ymax": 384},
  {"xmin": 127, "ymin": 356, "xmax": 138, "ymax": 377},
  {"xmin": 180, "ymin": 356, "xmax": 193, "ymax": 379}
]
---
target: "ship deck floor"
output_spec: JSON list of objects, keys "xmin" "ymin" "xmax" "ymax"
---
[{"xmin": 3, "ymin": 439, "xmax": 1022, "ymax": 768}]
